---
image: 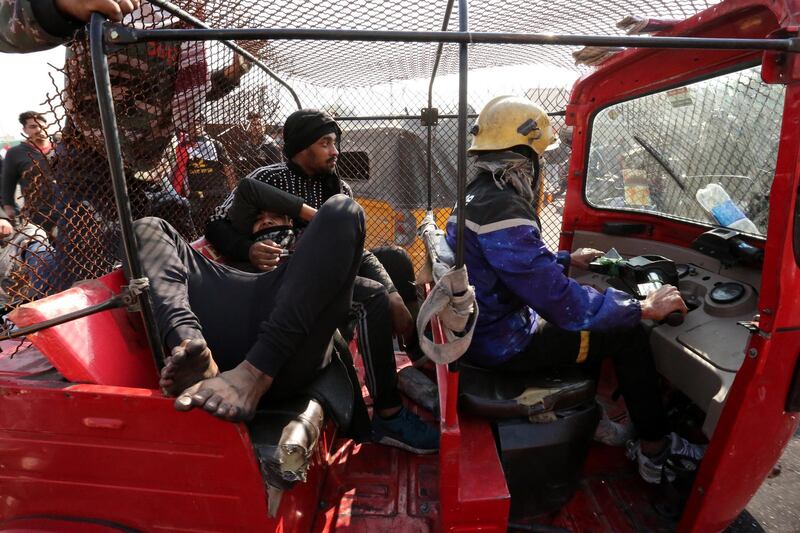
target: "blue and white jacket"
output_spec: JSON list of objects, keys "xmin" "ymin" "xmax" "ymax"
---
[{"xmin": 445, "ymin": 171, "xmax": 642, "ymax": 367}]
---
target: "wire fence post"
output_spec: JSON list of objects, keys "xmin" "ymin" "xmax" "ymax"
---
[{"xmin": 89, "ymin": 13, "xmax": 165, "ymax": 368}]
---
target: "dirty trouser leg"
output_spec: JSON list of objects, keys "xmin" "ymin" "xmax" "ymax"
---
[
  {"xmin": 130, "ymin": 194, "xmax": 365, "ymax": 396},
  {"xmin": 497, "ymin": 320, "xmax": 669, "ymax": 441},
  {"xmin": 244, "ymin": 194, "xmax": 366, "ymax": 399},
  {"xmin": 351, "ymin": 277, "xmax": 403, "ymax": 412},
  {"xmin": 130, "ymin": 215, "xmax": 263, "ymax": 361}
]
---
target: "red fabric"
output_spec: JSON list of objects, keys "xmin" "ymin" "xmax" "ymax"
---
[{"xmin": 173, "ymin": 133, "xmax": 190, "ymax": 196}]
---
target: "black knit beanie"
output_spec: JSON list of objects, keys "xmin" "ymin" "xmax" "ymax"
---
[{"xmin": 283, "ymin": 109, "xmax": 341, "ymax": 159}]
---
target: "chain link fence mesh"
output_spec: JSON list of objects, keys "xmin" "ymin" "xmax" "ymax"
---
[{"xmin": 4, "ymin": 0, "xmax": 721, "ymax": 321}]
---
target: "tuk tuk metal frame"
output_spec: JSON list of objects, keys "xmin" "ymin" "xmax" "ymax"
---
[{"xmin": 86, "ymin": 7, "xmax": 799, "ymax": 373}]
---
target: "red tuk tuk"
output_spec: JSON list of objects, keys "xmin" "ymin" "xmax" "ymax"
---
[{"xmin": 0, "ymin": 0, "xmax": 798, "ymax": 531}]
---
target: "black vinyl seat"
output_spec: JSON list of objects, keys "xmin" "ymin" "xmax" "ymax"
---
[
  {"xmin": 456, "ymin": 358, "xmax": 601, "ymax": 517},
  {"xmin": 457, "ymin": 358, "xmax": 596, "ymax": 421}
]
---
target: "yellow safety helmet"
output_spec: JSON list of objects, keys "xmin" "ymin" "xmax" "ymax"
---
[{"xmin": 469, "ymin": 95, "xmax": 560, "ymax": 156}]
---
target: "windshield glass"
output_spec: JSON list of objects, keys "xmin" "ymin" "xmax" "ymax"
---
[{"xmin": 585, "ymin": 65, "xmax": 784, "ymax": 237}]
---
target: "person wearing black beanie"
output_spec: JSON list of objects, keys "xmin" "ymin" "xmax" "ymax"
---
[
  {"xmin": 282, "ymin": 109, "xmax": 342, "ymax": 161},
  {"xmin": 205, "ymin": 108, "xmax": 439, "ymax": 455}
]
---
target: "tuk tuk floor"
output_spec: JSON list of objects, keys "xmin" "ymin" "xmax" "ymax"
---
[
  {"xmin": 313, "ymin": 351, "xmax": 678, "ymax": 533},
  {"xmin": 313, "ymin": 351, "xmax": 441, "ymax": 532},
  {"xmin": 313, "ymin": 438, "xmax": 441, "ymax": 532},
  {"xmin": 312, "ymin": 437, "xmax": 674, "ymax": 532}
]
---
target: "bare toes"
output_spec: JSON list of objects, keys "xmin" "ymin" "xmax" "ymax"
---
[
  {"xmin": 203, "ymin": 395, "xmax": 222, "ymax": 413},
  {"xmin": 218, "ymin": 403, "xmax": 241, "ymax": 422},
  {"xmin": 191, "ymin": 388, "xmax": 214, "ymax": 406},
  {"xmin": 174, "ymin": 383, "xmax": 201, "ymax": 411}
]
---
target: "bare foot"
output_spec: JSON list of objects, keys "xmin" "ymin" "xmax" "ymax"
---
[
  {"xmin": 174, "ymin": 360, "xmax": 273, "ymax": 422},
  {"xmin": 160, "ymin": 338, "xmax": 219, "ymax": 396}
]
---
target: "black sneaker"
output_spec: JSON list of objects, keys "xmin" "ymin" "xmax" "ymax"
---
[{"xmin": 372, "ymin": 406, "xmax": 439, "ymax": 455}]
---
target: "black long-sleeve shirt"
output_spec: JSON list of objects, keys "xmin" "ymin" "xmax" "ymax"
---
[
  {"xmin": 227, "ymin": 177, "xmax": 304, "ymax": 235},
  {"xmin": 206, "ymin": 162, "xmax": 397, "ymax": 293},
  {"xmin": 1, "ymin": 141, "xmax": 49, "ymax": 212}
]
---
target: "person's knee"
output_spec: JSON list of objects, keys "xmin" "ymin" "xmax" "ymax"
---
[
  {"xmin": 320, "ymin": 194, "xmax": 363, "ymax": 218},
  {"xmin": 361, "ymin": 284, "xmax": 390, "ymax": 313},
  {"xmin": 606, "ymin": 323, "xmax": 651, "ymax": 359},
  {"xmin": 133, "ymin": 216, "xmax": 179, "ymax": 239},
  {"xmin": 317, "ymin": 195, "xmax": 365, "ymax": 234},
  {"xmin": 628, "ymin": 323, "xmax": 650, "ymax": 347},
  {"xmin": 372, "ymin": 245, "xmax": 413, "ymax": 274},
  {"xmin": 133, "ymin": 216, "xmax": 166, "ymax": 234},
  {"xmin": 371, "ymin": 245, "xmax": 416, "ymax": 303},
  {"xmin": 353, "ymin": 276, "xmax": 390, "ymax": 310}
]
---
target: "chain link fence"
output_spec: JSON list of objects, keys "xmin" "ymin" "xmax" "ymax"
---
[{"xmin": 3, "ymin": 0, "xmax": 720, "ymax": 319}]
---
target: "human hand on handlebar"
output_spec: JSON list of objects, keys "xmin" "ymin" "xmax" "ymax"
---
[
  {"xmin": 640, "ymin": 285, "xmax": 688, "ymax": 322},
  {"xmin": 570, "ymin": 247, "xmax": 604, "ymax": 270},
  {"xmin": 55, "ymin": 0, "xmax": 140, "ymax": 22}
]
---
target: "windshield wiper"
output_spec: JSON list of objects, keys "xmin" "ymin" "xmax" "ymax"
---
[
  {"xmin": 632, "ymin": 134, "xmax": 717, "ymax": 223},
  {"xmin": 632, "ymin": 134, "xmax": 688, "ymax": 192}
]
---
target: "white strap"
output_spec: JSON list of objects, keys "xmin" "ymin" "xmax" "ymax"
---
[{"xmin": 416, "ymin": 265, "xmax": 478, "ymax": 365}]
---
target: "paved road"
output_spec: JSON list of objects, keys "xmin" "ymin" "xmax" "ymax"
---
[{"xmin": 737, "ymin": 428, "xmax": 800, "ymax": 532}]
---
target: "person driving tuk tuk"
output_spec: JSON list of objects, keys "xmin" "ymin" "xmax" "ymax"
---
[{"xmin": 445, "ymin": 95, "xmax": 704, "ymax": 484}]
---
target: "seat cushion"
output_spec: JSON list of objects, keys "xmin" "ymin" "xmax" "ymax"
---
[{"xmin": 457, "ymin": 359, "xmax": 595, "ymax": 420}]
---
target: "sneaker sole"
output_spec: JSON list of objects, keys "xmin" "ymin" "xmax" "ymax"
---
[{"xmin": 374, "ymin": 435, "xmax": 439, "ymax": 455}]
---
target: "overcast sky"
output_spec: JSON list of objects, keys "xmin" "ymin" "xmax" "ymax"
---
[
  {"xmin": 0, "ymin": 46, "xmax": 577, "ymax": 145},
  {"xmin": 0, "ymin": 46, "xmax": 65, "ymax": 142}
]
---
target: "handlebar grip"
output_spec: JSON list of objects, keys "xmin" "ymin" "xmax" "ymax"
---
[{"xmin": 661, "ymin": 311, "xmax": 685, "ymax": 327}]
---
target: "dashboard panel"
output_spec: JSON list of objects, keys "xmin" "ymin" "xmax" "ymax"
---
[{"xmin": 569, "ymin": 231, "xmax": 761, "ymax": 437}]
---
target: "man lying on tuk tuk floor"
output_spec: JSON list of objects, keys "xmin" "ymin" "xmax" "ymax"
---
[
  {"xmin": 202, "ymin": 109, "xmax": 438, "ymax": 455},
  {"xmin": 130, "ymin": 195, "xmax": 367, "ymax": 432},
  {"xmin": 447, "ymin": 96, "xmax": 705, "ymax": 484}
]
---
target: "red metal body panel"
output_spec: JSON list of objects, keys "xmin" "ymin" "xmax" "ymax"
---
[
  {"xmin": 430, "ymin": 310, "xmax": 510, "ymax": 532},
  {"xmin": 0, "ymin": 375, "xmax": 333, "ymax": 532},
  {"xmin": 0, "ymin": 517, "xmax": 130, "ymax": 532},
  {"xmin": 7, "ymin": 270, "xmax": 158, "ymax": 389},
  {"xmin": 564, "ymin": 1, "xmax": 800, "ymax": 530}
]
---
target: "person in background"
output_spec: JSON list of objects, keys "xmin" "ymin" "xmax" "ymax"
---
[
  {"xmin": 167, "ymin": 116, "xmax": 236, "ymax": 231},
  {"xmin": 1, "ymin": 111, "xmax": 57, "ymax": 229},
  {"xmin": 0, "ymin": 112, "xmax": 59, "ymax": 299},
  {"xmin": 243, "ymin": 111, "xmax": 283, "ymax": 169}
]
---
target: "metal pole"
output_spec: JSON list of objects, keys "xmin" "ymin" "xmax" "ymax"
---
[
  {"xmin": 108, "ymin": 26, "xmax": 800, "ymax": 53},
  {"xmin": 145, "ymin": 0, "xmax": 302, "ymax": 109},
  {"xmin": 89, "ymin": 14, "xmax": 165, "ymax": 367},
  {"xmin": 1, "ymin": 295, "xmax": 125, "ymax": 341},
  {"xmin": 426, "ymin": 0, "xmax": 456, "ymax": 212},
  {"xmin": 335, "ymin": 113, "xmax": 480, "ymax": 121},
  {"xmin": 455, "ymin": 0, "xmax": 468, "ymax": 270}
]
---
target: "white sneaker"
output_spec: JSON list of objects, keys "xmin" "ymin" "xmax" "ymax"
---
[
  {"xmin": 593, "ymin": 404, "xmax": 634, "ymax": 446},
  {"xmin": 627, "ymin": 432, "xmax": 706, "ymax": 484}
]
